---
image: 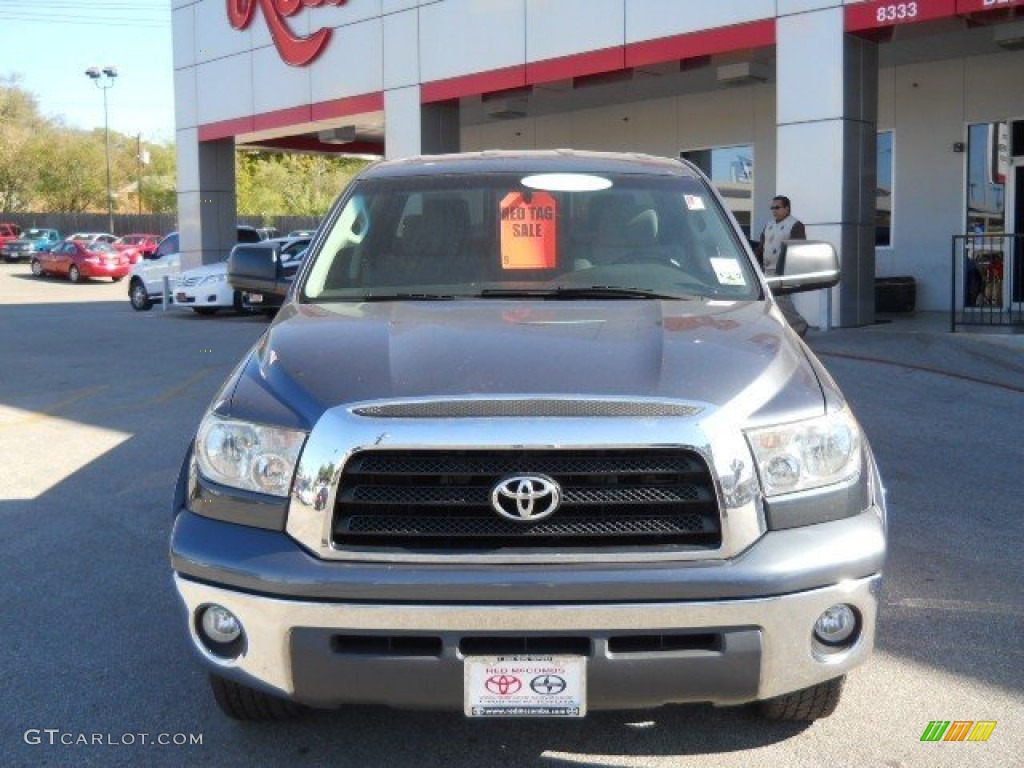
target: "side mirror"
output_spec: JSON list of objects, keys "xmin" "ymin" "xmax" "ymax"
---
[
  {"xmin": 766, "ymin": 241, "xmax": 840, "ymax": 295},
  {"xmin": 228, "ymin": 242, "xmax": 283, "ymax": 283}
]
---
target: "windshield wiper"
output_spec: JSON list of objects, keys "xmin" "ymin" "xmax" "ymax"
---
[
  {"xmin": 478, "ymin": 286, "xmax": 690, "ymax": 301},
  {"xmin": 354, "ymin": 293, "xmax": 461, "ymax": 301}
]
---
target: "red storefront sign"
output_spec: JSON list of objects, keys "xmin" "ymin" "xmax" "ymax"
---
[
  {"xmin": 956, "ymin": 0, "xmax": 1022, "ymax": 12},
  {"xmin": 227, "ymin": 0, "xmax": 350, "ymax": 67},
  {"xmin": 845, "ymin": 0, "xmax": 957, "ymax": 32},
  {"xmin": 846, "ymin": 0, "xmax": 1020, "ymax": 33}
]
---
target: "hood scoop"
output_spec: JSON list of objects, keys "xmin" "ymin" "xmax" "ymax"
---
[{"xmin": 351, "ymin": 398, "xmax": 703, "ymax": 419}]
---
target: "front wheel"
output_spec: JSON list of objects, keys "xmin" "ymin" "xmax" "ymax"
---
[
  {"xmin": 208, "ymin": 674, "xmax": 305, "ymax": 721},
  {"xmin": 757, "ymin": 676, "xmax": 845, "ymax": 721},
  {"xmin": 111, "ymin": 276, "xmax": 124, "ymax": 283},
  {"xmin": 129, "ymin": 280, "xmax": 152, "ymax": 311},
  {"xmin": 31, "ymin": 259, "xmax": 43, "ymax": 277},
  {"xmin": 68, "ymin": 265, "xmax": 82, "ymax": 283}
]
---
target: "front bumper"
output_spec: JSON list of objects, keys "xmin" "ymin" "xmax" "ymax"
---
[
  {"xmin": 174, "ymin": 283, "xmax": 234, "ymax": 307},
  {"xmin": 176, "ymin": 573, "xmax": 880, "ymax": 710},
  {"xmin": 172, "ymin": 503, "xmax": 884, "ymax": 710}
]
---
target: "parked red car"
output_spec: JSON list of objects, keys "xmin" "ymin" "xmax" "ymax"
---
[
  {"xmin": 31, "ymin": 240, "xmax": 131, "ymax": 282},
  {"xmin": 0, "ymin": 222, "xmax": 22, "ymax": 248},
  {"xmin": 114, "ymin": 233, "xmax": 162, "ymax": 264}
]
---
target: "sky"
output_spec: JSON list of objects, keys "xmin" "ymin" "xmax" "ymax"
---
[{"xmin": 0, "ymin": 0, "xmax": 176, "ymax": 144}]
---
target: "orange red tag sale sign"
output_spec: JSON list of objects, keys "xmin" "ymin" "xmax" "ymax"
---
[{"xmin": 500, "ymin": 191, "xmax": 557, "ymax": 270}]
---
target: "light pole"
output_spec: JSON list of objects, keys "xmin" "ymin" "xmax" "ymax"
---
[{"xmin": 85, "ymin": 65, "xmax": 118, "ymax": 234}]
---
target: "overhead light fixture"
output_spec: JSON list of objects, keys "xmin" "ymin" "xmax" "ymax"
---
[
  {"xmin": 716, "ymin": 61, "xmax": 769, "ymax": 85},
  {"xmin": 994, "ymin": 21, "xmax": 1024, "ymax": 50},
  {"xmin": 318, "ymin": 125, "xmax": 357, "ymax": 144}
]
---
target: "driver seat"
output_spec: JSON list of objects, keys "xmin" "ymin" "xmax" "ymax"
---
[{"xmin": 586, "ymin": 207, "xmax": 659, "ymax": 267}]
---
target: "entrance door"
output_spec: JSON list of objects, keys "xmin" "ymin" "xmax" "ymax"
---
[{"xmin": 1010, "ymin": 162, "xmax": 1024, "ymax": 308}]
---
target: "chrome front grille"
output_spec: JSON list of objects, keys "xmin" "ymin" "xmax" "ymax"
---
[{"xmin": 332, "ymin": 449, "xmax": 721, "ymax": 551}]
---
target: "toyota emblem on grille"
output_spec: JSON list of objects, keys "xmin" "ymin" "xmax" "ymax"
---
[{"xmin": 491, "ymin": 475, "xmax": 561, "ymax": 522}]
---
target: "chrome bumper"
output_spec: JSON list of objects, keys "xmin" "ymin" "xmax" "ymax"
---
[{"xmin": 174, "ymin": 573, "xmax": 881, "ymax": 710}]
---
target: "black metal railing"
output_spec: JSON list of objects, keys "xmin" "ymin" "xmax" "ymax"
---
[{"xmin": 950, "ymin": 233, "xmax": 1024, "ymax": 332}]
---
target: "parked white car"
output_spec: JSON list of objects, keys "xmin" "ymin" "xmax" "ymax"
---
[
  {"xmin": 173, "ymin": 261, "xmax": 240, "ymax": 315},
  {"xmin": 128, "ymin": 232, "xmax": 180, "ymax": 311},
  {"xmin": 173, "ymin": 236, "xmax": 311, "ymax": 315},
  {"xmin": 128, "ymin": 227, "xmax": 267, "ymax": 312}
]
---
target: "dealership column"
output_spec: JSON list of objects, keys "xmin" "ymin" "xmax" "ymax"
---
[
  {"xmin": 776, "ymin": 4, "xmax": 878, "ymax": 328},
  {"xmin": 176, "ymin": 135, "xmax": 240, "ymax": 269},
  {"xmin": 384, "ymin": 90, "xmax": 461, "ymax": 159},
  {"xmin": 382, "ymin": 7, "xmax": 459, "ymax": 159}
]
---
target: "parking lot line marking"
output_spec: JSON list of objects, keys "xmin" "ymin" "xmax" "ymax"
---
[
  {"xmin": 145, "ymin": 369, "xmax": 215, "ymax": 405},
  {"xmin": 0, "ymin": 385, "xmax": 109, "ymax": 430}
]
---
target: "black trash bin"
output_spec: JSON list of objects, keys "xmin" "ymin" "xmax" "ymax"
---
[{"xmin": 875, "ymin": 276, "xmax": 916, "ymax": 313}]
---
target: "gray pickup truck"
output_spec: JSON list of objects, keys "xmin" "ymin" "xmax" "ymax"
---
[{"xmin": 171, "ymin": 150, "xmax": 886, "ymax": 722}]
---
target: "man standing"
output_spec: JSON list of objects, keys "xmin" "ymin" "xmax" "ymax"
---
[{"xmin": 756, "ymin": 195, "xmax": 809, "ymax": 337}]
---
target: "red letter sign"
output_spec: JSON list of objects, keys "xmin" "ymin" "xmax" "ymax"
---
[{"xmin": 227, "ymin": 0, "xmax": 349, "ymax": 67}]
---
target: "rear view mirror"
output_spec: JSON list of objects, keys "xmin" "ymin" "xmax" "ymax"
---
[{"xmin": 767, "ymin": 241, "xmax": 840, "ymax": 295}]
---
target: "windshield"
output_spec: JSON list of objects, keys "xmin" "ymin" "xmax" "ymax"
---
[{"xmin": 302, "ymin": 171, "xmax": 758, "ymax": 302}]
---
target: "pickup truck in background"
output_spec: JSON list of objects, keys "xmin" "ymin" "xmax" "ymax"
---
[
  {"xmin": 0, "ymin": 222, "xmax": 23, "ymax": 249},
  {"xmin": 226, "ymin": 236, "xmax": 310, "ymax": 312}
]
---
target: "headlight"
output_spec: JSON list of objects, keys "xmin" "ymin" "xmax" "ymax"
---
[
  {"xmin": 200, "ymin": 273, "xmax": 226, "ymax": 285},
  {"xmin": 195, "ymin": 414, "xmax": 306, "ymax": 496},
  {"xmin": 745, "ymin": 409, "xmax": 861, "ymax": 497}
]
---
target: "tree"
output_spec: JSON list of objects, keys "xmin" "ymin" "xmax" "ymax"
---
[
  {"xmin": 3, "ymin": 71, "xmax": 379, "ymax": 221},
  {"xmin": 35, "ymin": 130, "xmax": 107, "ymax": 212},
  {"xmin": 236, "ymin": 150, "xmax": 370, "ymax": 219},
  {"xmin": 0, "ymin": 75, "xmax": 46, "ymax": 211}
]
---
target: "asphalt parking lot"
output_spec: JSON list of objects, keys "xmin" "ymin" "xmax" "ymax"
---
[{"xmin": 1, "ymin": 262, "xmax": 1021, "ymax": 768}]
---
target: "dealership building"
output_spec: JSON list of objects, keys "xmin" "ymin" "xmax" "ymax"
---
[{"xmin": 171, "ymin": 0, "xmax": 1024, "ymax": 327}]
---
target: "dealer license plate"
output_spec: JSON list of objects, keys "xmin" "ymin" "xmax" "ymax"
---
[
  {"xmin": 246, "ymin": 293, "xmax": 264, "ymax": 304},
  {"xmin": 464, "ymin": 655, "xmax": 586, "ymax": 718}
]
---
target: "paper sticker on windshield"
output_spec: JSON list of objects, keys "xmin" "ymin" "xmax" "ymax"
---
[
  {"xmin": 684, "ymin": 195, "xmax": 706, "ymax": 211},
  {"xmin": 500, "ymin": 191, "xmax": 557, "ymax": 270},
  {"xmin": 710, "ymin": 258, "xmax": 745, "ymax": 286}
]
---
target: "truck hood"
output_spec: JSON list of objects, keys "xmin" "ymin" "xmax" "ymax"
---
[
  {"xmin": 178, "ymin": 262, "xmax": 227, "ymax": 280},
  {"xmin": 227, "ymin": 299, "xmax": 827, "ymax": 430}
]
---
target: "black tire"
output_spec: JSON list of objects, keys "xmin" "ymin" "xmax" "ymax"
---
[
  {"xmin": 193, "ymin": 307, "xmax": 219, "ymax": 316},
  {"xmin": 68, "ymin": 265, "xmax": 82, "ymax": 283},
  {"xmin": 112, "ymin": 276, "xmax": 124, "ymax": 283},
  {"xmin": 757, "ymin": 676, "xmax": 845, "ymax": 721},
  {"xmin": 232, "ymin": 290, "xmax": 245, "ymax": 313},
  {"xmin": 209, "ymin": 674, "xmax": 305, "ymax": 721},
  {"xmin": 31, "ymin": 259, "xmax": 43, "ymax": 277},
  {"xmin": 129, "ymin": 279, "xmax": 152, "ymax": 311}
]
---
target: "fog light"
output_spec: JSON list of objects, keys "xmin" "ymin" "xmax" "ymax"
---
[
  {"xmin": 813, "ymin": 604, "xmax": 858, "ymax": 647},
  {"xmin": 201, "ymin": 604, "xmax": 242, "ymax": 644}
]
